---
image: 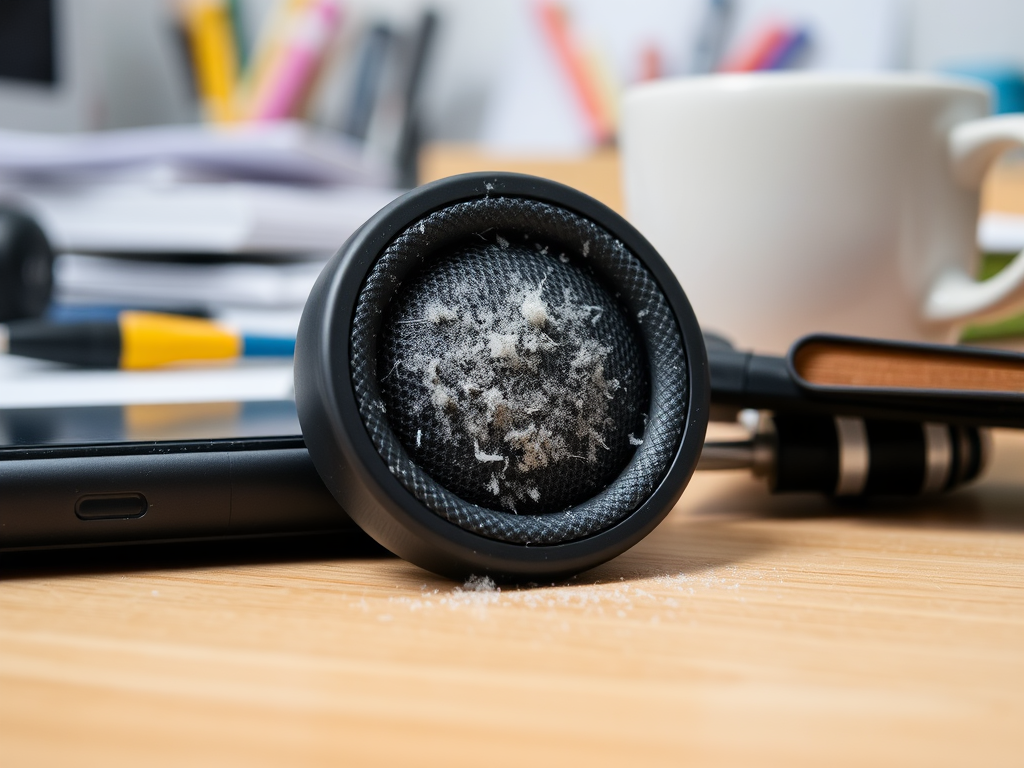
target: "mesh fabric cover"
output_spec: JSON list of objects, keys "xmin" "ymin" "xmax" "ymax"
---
[
  {"xmin": 378, "ymin": 242, "xmax": 648, "ymax": 515},
  {"xmin": 350, "ymin": 197, "xmax": 687, "ymax": 545}
]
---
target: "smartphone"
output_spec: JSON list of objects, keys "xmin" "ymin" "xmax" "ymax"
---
[{"xmin": 0, "ymin": 400, "xmax": 355, "ymax": 551}]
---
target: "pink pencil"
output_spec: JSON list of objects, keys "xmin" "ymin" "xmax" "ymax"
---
[
  {"xmin": 536, "ymin": 1, "xmax": 612, "ymax": 145},
  {"xmin": 253, "ymin": 0, "xmax": 342, "ymax": 121},
  {"xmin": 720, "ymin": 22, "xmax": 789, "ymax": 73}
]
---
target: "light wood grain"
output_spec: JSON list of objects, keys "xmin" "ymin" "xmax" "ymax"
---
[
  {"xmin": 421, "ymin": 146, "xmax": 1024, "ymax": 221},
  {"xmin": 418, "ymin": 143, "xmax": 624, "ymax": 214},
  {"xmin": 982, "ymin": 157, "xmax": 1024, "ymax": 215},
  {"xmin": 793, "ymin": 339, "xmax": 1024, "ymax": 392},
  {"xmin": 3, "ymin": 430, "xmax": 1024, "ymax": 768},
  {"xmin": 419, "ymin": 145, "xmax": 1024, "ymax": 221}
]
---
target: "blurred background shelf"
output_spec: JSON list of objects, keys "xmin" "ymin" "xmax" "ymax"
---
[
  {"xmin": 421, "ymin": 145, "xmax": 1024, "ymax": 223},
  {"xmin": 418, "ymin": 142, "xmax": 624, "ymax": 213},
  {"xmin": 1, "ymin": 0, "xmax": 1024, "ymax": 372},
  {"xmin": 983, "ymin": 156, "xmax": 1024, "ymax": 214}
]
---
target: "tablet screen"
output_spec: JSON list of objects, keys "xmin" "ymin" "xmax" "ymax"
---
[{"xmin": 0, "ymin": 400, "xmax": 302, "ymax": 452}]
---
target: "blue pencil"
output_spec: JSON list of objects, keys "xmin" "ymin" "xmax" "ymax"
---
[{"xmin": 762, "ymin": 27, "xmax": 811, "ymax": 71}]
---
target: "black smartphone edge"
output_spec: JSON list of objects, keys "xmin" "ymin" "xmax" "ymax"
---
[{"xmin": 0, "ymin": 409, "xmax": 356, "ymax": 552}]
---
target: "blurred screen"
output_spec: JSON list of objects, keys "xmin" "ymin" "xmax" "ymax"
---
[
  {"xmin": 0, "ymin": 400, "xmax": 302, "ymax": 449},
  {"xmin": 0, "ymin": 0, "xmax": 56, "ymax": 85}
]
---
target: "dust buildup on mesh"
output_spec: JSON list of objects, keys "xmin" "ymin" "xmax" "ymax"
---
[{"xmin": 378, "ymin": 239, "xmax": 648, "ymax": 515}]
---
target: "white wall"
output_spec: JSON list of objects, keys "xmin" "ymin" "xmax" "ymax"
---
[
  {"xmin": 342, "ymin": 0, "xmax": 1024, "ymax": 142},
  {"xmin": 6, "ymin": 0, "xmax": 1024, "ymax": 135},
  {"xmin": 908, "ymin": 0, "xmax": 1024, "ymax": 70}
]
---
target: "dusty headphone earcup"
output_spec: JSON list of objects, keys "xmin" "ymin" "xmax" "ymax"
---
[{"xmin": 294, "ymin": 173, "xmax": 708, "ymax": 581}]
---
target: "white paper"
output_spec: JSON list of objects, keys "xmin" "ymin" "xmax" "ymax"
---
[
  {"xmin": 978, "ymin": 212, "xmax": 1024, "ymax": 254},
  {"xmin": 0, "ymin": 120, "xmax": 386, "ymax": 186},
  {"xmin": 12, "ymin": 181, "xmax": 399, "ymax": 256},
  {"xmin": 0, "ymin": 355, "xmax": 296, "ymax": 409},
  {"xmin": 55, "ymin": 254, "xmax": 325, "ymax": 310}
]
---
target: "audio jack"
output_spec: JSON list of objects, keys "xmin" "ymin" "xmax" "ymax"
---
[{"xmin": 698, "ymin": 412, "xmax": 989, "ymax": 497}]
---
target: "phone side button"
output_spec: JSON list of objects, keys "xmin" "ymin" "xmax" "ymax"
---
[{"xmin": 75, "ymin": 493, "xmax": 149, "ymax": 521}]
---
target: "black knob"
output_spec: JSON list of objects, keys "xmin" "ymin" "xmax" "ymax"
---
[{"xmin": 0, "ymin": 207, "xmax": 53, "ymax": 322}]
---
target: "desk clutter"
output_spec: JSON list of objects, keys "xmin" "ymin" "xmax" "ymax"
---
[
  {"xmin": 6, "ymin": 172, "xmax": 1024, "ymax": 580},
  {"xmin": 170, "ymin": 0, "xmax": 439, "ymax": 183},
  {"xmin": 0, "ymin": 123, "xmax": 401, "ymax": 352},
  {"xmin": 1, "ymin": 3, "xmax": 1024, "ymax": 577},
  {"xmin": 1, "ymin": 6, "xmax": 1022, "ymax": 764},
  {"xmin": 0, "ymin": 0, "xmax": 437, "ymax": 353}
]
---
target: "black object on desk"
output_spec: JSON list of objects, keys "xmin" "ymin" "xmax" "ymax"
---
[
  {"xmin": 702, "ymin": 332, "xmax": 1003, "ymax": 497},
  {"xmin": 707, "ymin": 332, "xmax": 1024, "ymax": 428},
  {"xmin": 699, "ymin": 412, "xmax": 987, "ymax": 497},
  {"xmin": 0, "ymin": 206, "xmax": 53, "ymax": 322}
]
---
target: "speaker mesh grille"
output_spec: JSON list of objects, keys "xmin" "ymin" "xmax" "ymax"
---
[
  {"xmin": 378, "ymin": 241, "xmax": 649, "ymax": 515},
  {"xmin": 350, "ymin": 196, "xmax": 687, "ymax": 545}
]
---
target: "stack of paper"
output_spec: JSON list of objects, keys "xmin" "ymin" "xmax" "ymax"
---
[
  {"xmin": 0, "ymin": 118, "xmax": 405, "ymax": 410},
  {"xmin": 54, "ymin": 254, "xmax": 325, "ymax": 310},
  {"xmin": 0, "ymin": 120, "xmax": 387, "ymax": 186},
  {"xmin": 14, "ymin": 181, "xmax": 398, "ymax": 256},
  {"xmin": 0, "ymin": 121, "xmax": 400, "ymax": 257},
  {"xmin": 0, "ymin": 353, "xmax": 295, "ymax": 409}
]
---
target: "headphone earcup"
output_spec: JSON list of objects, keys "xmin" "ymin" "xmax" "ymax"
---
[{"xmin": 294, "ymin": 173, "xmax": 708, "ymax": 581}]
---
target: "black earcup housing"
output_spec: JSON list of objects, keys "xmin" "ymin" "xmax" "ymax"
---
[{"xmin": 294, "ymin": 173, "xmax": 708, "ymax": 580}]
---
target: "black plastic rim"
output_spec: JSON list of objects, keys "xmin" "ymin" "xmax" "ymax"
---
[{"xmin": 294, "ymin": 173, "xmax": 709, "ymax": 581}]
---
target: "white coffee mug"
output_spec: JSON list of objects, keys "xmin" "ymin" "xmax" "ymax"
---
[{"xmin": 620, "ymin": 73, "xmax": 1024, "ymax": 353}]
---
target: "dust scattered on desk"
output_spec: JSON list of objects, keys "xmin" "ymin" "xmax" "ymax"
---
[{"xmin": 350, "ymin": 567, "xmax": 774, "ymax": 624}]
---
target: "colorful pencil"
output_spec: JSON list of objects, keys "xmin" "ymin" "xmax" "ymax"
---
[
  {"xmin": 182, "ymin": 0, "xmax": 241, "ymax": 123},
  {"xmin": 251, "ymin": 0, "xmax": 343, "ymax": 121},
  {"xmin": 691, "ymin": 0, "xmax": 735, "ymax": 74},
  {"xmin": 228, "ymin": 0, "xmax": 249, "ymax": 70},
  {"xmin": 762, "ymin": 27, "xmax": 810, "ymax": 70},
  {"xmin": 536, "ymin": 1, "xmax": 613, "ymax": 145},
  {"xmin": 237, "ymin": 0, "xmax": 310, "ymax": 116},
  {"xmin": 719, "ymin": 22, "xmax": 790, "ymax": 73}
]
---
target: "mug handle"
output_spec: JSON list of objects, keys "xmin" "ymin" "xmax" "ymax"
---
[{"xmin": 925, "ymin": 114, "xmax": 1024, "ymax": 322}]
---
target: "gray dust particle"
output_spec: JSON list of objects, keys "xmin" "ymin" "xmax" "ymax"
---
[{"xmin": 463, "ymin": 574, "xmax": 498, "ymax": 592}]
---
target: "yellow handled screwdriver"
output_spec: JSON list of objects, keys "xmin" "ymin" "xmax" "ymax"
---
[{"xmin": 0, "ymin": 311, "xmax": 294, "ymax": 369}]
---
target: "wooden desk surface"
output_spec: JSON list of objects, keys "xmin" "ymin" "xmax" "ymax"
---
[{"xmin": 3, "ymin": 428, "xmax": 1023, "ymax": 767}]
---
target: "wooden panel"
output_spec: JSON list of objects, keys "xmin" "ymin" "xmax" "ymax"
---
[
  {"xmin": 418, "ymin": 143, "xmax": 624, "ymax": 215},
  {"xmin": 420, "ymin": 147, "xmax": 1023, "ymax": 220},
  {"xmin": 793, "ymin": 339, "xmax": 1024, "ymax": 392},
  {"xmin": 982, "ymin": 157, "xmax": 1024, "ymax": 215}
]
